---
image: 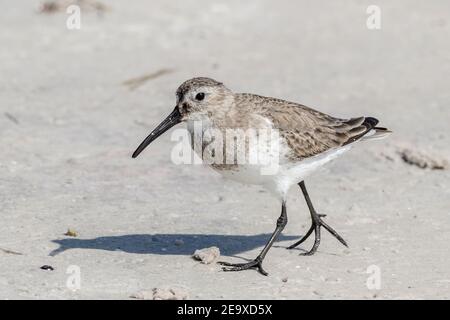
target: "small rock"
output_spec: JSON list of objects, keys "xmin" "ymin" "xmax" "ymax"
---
[
  {"xmin": 281, "ymin": 277, "xmax": 288, "ymax": 283},
  {"xmin": 174, "ymin": 239, "xmax": 184, "ymax": 246},
  {"xmin": 154, "ymin": 287, "xmax": 188, "ymax": 300},
  {"xmin": 130, "ymin": 291, "xmax": 153, "ymax": 300},
  {"xmin": 40, "ymin": 265, "xmax": 54, "ymax": 271},
  {"xmin": 131, "ymin": 287, "xmax": 188, "ymax": 300},
  {"xmin": 312, "ymin": 290, "xmax": 323, "ymax": 296},
  {"xmin": 398, "ymin": 147, "xmax": 448, "ymax": 170},
  {"xmin": 192, "ymin": 246, "xmax": 220, "ymax": 264},
  {"xmin": 64, "ymin": 229, "xmax": 78, "ymax": 237}
]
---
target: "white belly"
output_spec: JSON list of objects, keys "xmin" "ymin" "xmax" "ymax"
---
[{"xmin": 216, "ymin": 146, "xmax": 351, "ymax": 200}]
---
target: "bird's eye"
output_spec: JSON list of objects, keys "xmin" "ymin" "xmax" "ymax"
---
[{"xmin": 195, "ymin": 92, "xmax": 205, "ymax": 101}]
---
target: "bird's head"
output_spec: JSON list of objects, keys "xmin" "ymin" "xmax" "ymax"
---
[{"xmin": 132, "ymin": 77, "xmax": 232, "ymax": 158}]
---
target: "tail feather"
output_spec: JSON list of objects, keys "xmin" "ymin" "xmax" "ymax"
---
[
  {"xmin": 362, "ymin": 126, "xmax": 392, "ymax": 141},
  {"xmin": 343, "ymin": 116, "xmax": 391, "ymax": 145}
]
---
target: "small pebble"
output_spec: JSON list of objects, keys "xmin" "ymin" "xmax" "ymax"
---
[
  {"xmin": 131, "ymin": 287, "xmax": 188, "ymax": 300},
  {"xmin": 40, "ymin": 265, "xmax": 54, "ymax": 271},
  {"xmin": 192, "ymin": 246, "xmax": 220, "ymax": 264},
  {"xmin": 64, "ymin": 229, "xmax": 78, "ymax": 237}
]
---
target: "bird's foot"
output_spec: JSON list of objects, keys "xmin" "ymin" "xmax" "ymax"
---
[
  {"xmin": 287, "ymin": 213, "xmax": 347, "ymax": 255},
  {"xmin": 218, "ymin": 257, "xmax": 268, "ymax": 276}
]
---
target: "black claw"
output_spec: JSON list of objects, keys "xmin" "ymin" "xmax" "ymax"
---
[
  {"xmin": 321, "ymin": 220, "xmax": 348, "ymax": 247},
  {"xmin": 218, "ymin": 259, "xmax": 268, "ymax": 276},
  {"xmin": 258, "ymin": 266, "xmax": 268, "ymax": 276},
  {"xmin": 288, "ymin": 214, "xmax": 347, "ymax": 255}
]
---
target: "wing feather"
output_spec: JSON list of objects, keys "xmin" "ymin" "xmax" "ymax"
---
[{"xmin": 235, "ymin": 93, "xmax": 384, "ymax": 160}]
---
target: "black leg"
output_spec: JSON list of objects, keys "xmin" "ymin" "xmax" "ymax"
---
[
  {"xmin": 287, "ymin": 181, "xmax": 348, "ymax": 255},
  {"xmin": 218, "ymin": 202, "xmax": 288, "ymax": 276}
]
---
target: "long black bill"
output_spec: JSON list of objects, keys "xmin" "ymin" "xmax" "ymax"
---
[{"xmin": 132, "ymin": 107, "xmax": 182, "ymax": 158}]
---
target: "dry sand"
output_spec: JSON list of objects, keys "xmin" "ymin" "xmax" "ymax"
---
[{"xmin": 1, "ymin": 0, "xmax": 449, "ymax": 299}]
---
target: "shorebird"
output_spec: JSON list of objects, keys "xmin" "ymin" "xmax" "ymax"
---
[{"xmin": 132, "ymin": 77, "xmax": 390, "ymax": 275}]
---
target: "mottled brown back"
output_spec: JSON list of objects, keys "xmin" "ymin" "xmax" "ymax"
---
[{"xmin": 234, "ymin": 93, "xmax": 377, "ymax": 160}]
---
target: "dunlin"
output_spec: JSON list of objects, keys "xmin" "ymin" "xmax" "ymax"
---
[{"xmin": 132, "ymin": 77, "xmax": 390, "ymax": 275}]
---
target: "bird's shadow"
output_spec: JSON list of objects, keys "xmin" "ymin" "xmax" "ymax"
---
[{"xmin": 49, "ymin": 233, "xmax": 299, "ymax": 257}]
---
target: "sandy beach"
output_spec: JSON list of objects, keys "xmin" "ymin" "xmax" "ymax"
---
[{"xmin": 1, "ymin": 0, "xmax": 449, "ymax": 299}]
